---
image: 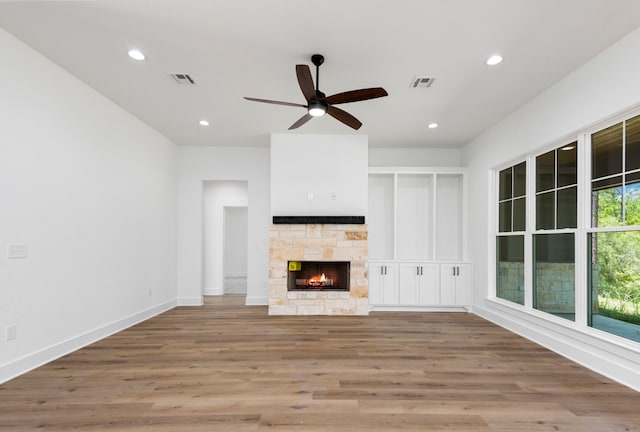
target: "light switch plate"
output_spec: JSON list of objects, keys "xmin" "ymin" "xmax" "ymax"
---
[{"xmin": 7, "ymin": 243, "xmax": 28, "ymax": 259}]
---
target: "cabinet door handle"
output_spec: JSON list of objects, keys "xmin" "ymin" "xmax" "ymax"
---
[
  {"xmin": 417, "ymin": 266, "xmax": 420, "ymax": 276},
  {"xmin": 452, "ymin": 266, "xmax": 456, "ymax": 276},
  {"xmin": 420, "ymin": 266, "xmax": 423, "ymax": 276},
  {"xmin": 381, "ymin": 266, "xmax": 384, "ymax": 276},
  {"xmin": 384, "ymin": 266, "xmax": 387, "ymax": 275}
]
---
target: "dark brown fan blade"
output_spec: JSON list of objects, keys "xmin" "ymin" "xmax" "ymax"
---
[
  {"xmin": 327, "ymin": 106, "xmax": 362, "ymax": 130},
  {"xmin": 244, "ymin": 97, "xmax": 306, "ymax": 108},
  {"xmin": 296, "ymin": 65, "xmax": 316, "ymax": 102},
  {"xmin": 324, "ymin": 87, "xmax": 388, "ymax": 105},
  {"xmin": 288, "ymin": 113, "xmax": 314, "ymax": 130}
]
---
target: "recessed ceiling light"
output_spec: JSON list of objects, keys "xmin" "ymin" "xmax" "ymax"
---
[
  {"xmin": 198, "ymin": 120, "xmax": 210, "ymax": 127},
  {"xmin": 428, "ymin": 123, "xmax": 438, "ymax": 129},
  {"xmin": 127, "ymin": 49, "xmax": 146, "ymax": 61},
  {"xmin": 486, "ymin": 55, "xmax": 503, "ymax": 66}
]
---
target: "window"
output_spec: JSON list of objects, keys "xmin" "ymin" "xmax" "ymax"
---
[
  {"xmin": 494, "ymin": 112, "xmax": 640, "ymax": 344},
  {"xmin": 498, "ymin": 162, "xmax": 526, "ymax": 232},
  {"xmin": 534, "ymin": 233, "xmax": 575, "ymax": 320},
  {"xmin": 588, "ymin": 115, "xmax": 640, "ymax": 342},
  {"xmin": 496, "ymin": 236, "xmax": 524, "ymax": 305},
  {"xmin": 497, "ymin": 162, "xmax": 525, "ymax": 304},
  {"xmin": 536, "ymin": 142, "xmax": 577, "ymax": 230}
]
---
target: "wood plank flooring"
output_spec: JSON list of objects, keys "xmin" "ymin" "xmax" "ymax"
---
[{"xmin": 2, "ymin": 295, "xmax": 640, "ymax": 431}]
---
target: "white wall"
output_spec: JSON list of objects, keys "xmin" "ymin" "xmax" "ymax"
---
[
  {"xmin": 369, "ymin": 147, "xmax": 461, "ymax": 167},
  {"xmin": 177, "ymin": 147, "xmax": 270, "ymax": 305},
  {"xmin": 202, "ymin": 181, "xmax": 248, "ymax": 295},
  {"xmin": 271, "ymin": 134, "xmax": 368, "ymax": 216},
  {"xmin": 0, "ymin": 29, "xmax": 177, "ymax": 383},
  {"xmin": 224, "ymin": 207, "xmax": 248, "ymax": 277},
  {"xmin": 463, "ymin": 26, "xmax": 640, "ymax": 390}
]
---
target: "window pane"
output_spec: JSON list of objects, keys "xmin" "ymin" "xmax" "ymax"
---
[
  {"xmin": 589, "ymin": 232, "xmax": 640, "ymax": 343},
  {"xmin": 536, "ymin": 191, "xmax": 555, "ymax": 230},
  {"xmin": 513, "ymin": 161, "xmax": 527, "ymax": 197},
  {"xmin": 499, "ymin": 168, "xmax": 512, "ymax": 200},
  {"xmin": 513, "ymin": 197, "xmax": 526, "ymax": 231},
  {"xmin": 592, "ymin": 122, "xmax": 623, "ymax": 179},
  {"xmin": 592, "ymin": 180, "xmax": 623, "ymax": 227},
  {"xmin": 557, "ymin": 143, "xmax": 577, "ymax": 187},
  {"xmin": 499, "ymin": 201, "xmax": 512, "ymax": 232},
  {"xmin": 557, "ymin": 187, "xmax": 577, "ymax": 229},
  {"xmin": 625, "ymin": 114, "xmax": 640, "ymax": 172},
  {"xmin": 497, "ymin": 236, "xmax": 524, "ymax": 305},
  {"xmin": 536, "ymin": 150, "xmax": 555, "ymax": 192},
  {"xmin": 534, "ymin": 233, "xmax": 575, "ymax": 321},
  {"xmin": 626, "ymin": 173, "xmax": 640, "ymax": 226}
]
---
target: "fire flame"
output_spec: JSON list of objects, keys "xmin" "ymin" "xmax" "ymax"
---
[{"xmin": 309, "ymin": 273, "xmax": 326, "ymax": 283}]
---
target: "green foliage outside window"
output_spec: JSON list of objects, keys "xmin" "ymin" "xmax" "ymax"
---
[{"xmin": 592, "ymin": 187, "xmax": 640, "ymax": 324}]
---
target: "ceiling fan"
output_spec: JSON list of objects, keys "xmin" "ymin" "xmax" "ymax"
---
[{"xmin": 244, "ymin": 54, "xmax": 388, "ymax": 130}]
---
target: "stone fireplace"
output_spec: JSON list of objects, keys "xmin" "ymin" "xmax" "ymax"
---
[{"xmin": 269, "ymin": 222, "xmax": 368, "ymax": 315}]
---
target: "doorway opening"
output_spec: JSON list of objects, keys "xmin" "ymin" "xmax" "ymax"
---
[
  {"xmin": 223, "ymin": 206, "xmax": 248, "ymax": 294},
  {"xmin": 202, "ymin": 180, "xmax": 248, "ymax": 297}
]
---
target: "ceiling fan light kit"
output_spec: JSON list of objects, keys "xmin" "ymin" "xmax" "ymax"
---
[{"xmin": 244, "ymin": 54, "xmax": 388, "ymax": 130}]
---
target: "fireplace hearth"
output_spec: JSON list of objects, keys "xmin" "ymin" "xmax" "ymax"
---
[
  {"xmin": 288, "ymin": 261, "xmax": 350, "ymax": 291},
  {"xmin": 268, "ymin": 223, "xmax": 369, "ymax": 315}
]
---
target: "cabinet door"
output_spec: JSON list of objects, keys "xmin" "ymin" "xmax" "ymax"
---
[
  {"xmin": 382, "ymin": 264, "xmax": 399, "ymax": 305},
  {"xmin": 418, "ymin": 264, "xmax": 439, "ymax": 305},
  {"xmin": 368, "ymin": 263, "xmax": 385, "ymax": 305},
  {"xmin": 439, "ymin": 264, "xmax": 471, "ymax": 306},
  {"xmin": 439, "ymin": 265, "xmax": 458, "ymax": 305},
  {"xmin": 454, "ymin": 264, "xmax": 472, "ymax": 305},
  {"xmin": 369, "ymin": 263, "xmax": 398, "ymax": 305},
  {"xmin": 398, "ymin": 263, "xmax": 420, "ymax": 304}
]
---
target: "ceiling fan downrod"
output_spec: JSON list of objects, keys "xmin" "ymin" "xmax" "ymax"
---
[{"xmin": 311, "ymin": 54, "xmax": 324, "ymax": 95}]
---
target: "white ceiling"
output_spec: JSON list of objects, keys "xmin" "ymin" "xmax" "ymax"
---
[{"xmin": 1, "ymin": 0, "xmax": 640, "ymax": 148}]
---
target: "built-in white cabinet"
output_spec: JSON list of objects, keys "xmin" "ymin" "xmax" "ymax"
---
[
  {"xmin": 368, "ymin": 262, "xmax": 398, "ymax": 305},
  {"xmin": 439, "ymin": 264, "xmax": 472, "ymax": 306},
  {"xmin": 398, "ymin": 263, "xmax": 438, "ymax": 305},
  {"xmin": 368, "ymin": 168, "xmax": 471, "ymax": 309}
]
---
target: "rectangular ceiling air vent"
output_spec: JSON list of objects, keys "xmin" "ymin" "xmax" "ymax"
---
[
  {"xmin": 168, "ymin": 73, "xmax": 196, "ymax": 85},
  {"xmin": 411, "ymin": 76, "xmax": 435, "ymax": 88}
]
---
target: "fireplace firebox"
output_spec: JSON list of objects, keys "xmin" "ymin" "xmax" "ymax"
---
[{"xmin": 287, "ymin": 261, "xmax": 350, "ymax": 291}]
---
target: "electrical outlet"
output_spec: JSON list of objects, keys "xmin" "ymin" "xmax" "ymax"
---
[
  {"xmin": 7, "ymin": 243, "xmax": 28, "ymax": 259},
  {"xmin": 331, "ymin": 192, "xmax": 337, "ymax": 200},
  {"xmin": 6, "ymin": 325, "xmax": 16, "ymax": 341}
]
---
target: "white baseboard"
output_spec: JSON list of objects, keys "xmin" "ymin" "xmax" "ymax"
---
[
  {"xmin": 370, "ymin": 305, "xmax": 469, "ymax": 312},
  {"xmin": 177, "ymin": 296, "xmax": 203, "ymax": 306},
  {"xmin": 0, "ymin": 300, "xmax": 176, "ymax": 385},
  {"xmin": 245, "ymin": 296, "xmax": 268, "ymax": 306},
  {"xmin": 473, "ymin": 301, "xmax": 640, "ymax": 392}
]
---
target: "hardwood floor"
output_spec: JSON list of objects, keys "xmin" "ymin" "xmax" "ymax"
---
[{"xmin": 1, "ymin": 295, "xmax": 639, "ymax": 431}]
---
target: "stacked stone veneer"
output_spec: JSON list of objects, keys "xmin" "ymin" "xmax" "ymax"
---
[{"xmin": 269, "ymin": 224, "xmax": 368, "ymax": 315}]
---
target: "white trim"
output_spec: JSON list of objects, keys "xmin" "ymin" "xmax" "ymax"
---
[
  {"xmin": 245, "ymin": 296, "xmax": 268, "ymax": 306},
  {"xmin": 370, "ymin": 306, "xmax": 469, "ymax": 312},
  {"xmin": 178, "ymin": 296, "xmax": 203, "ymax": 306},
  {"xmin": 474, "ymin": 301, "xmax": 640, "ymax": 392},
  {"xmin": 0, "ymin": 300, "xmax": 176, "ymax": 384}
]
